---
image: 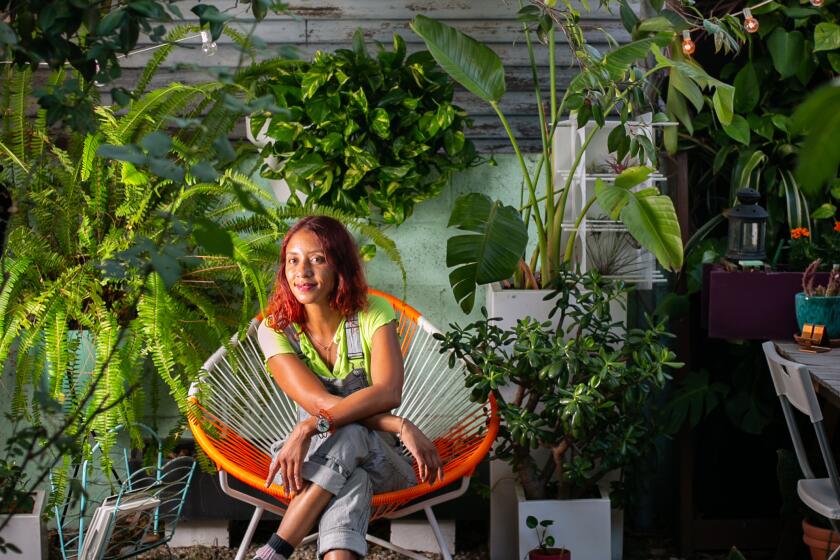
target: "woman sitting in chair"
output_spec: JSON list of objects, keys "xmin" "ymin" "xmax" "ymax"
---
[{"xmin": 254, "ymin": 216, "xmax": 443, "ymax": 560}]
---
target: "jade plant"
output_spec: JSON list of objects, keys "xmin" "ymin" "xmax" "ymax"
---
[
  {"xmin": 436, "ymin": 269, "xmax": 682, "ymax": 500},
  {"xmin": 243, "ymin": 30, "xmax": 478, "ymax": 225}
]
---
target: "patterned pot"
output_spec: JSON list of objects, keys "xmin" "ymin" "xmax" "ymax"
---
[{"xmin": 795, "ymin": 293, "xmax": 840, "ymax": 338}]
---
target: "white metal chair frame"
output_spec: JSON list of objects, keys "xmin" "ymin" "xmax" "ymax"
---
[{"xmin": 764, "ymin": 341, "xmax": 840, "ymax": 559}]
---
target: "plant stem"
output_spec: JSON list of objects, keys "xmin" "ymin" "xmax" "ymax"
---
[
  {"xmin": 563, "ymin": 197, "xmax": 597, "ymax": 263},
  {"xmin": 492, "ymin": 101, "xmax": 546, "ymax": 264},
  {"xmin": 554, "ymin": 125, "xmax": 598, "ymax": 265},
  {"xmin": 523, "ymin": 20, "xmax": 553, "ymax": 284}
]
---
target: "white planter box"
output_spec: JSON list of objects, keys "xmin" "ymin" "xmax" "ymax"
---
[
  {"xmin": 485, "ymin": 284, "xmax": 559, "ymax": 334},
  {"xmin": 485, "ymin": 283, "xmax": 627, "ymax": 336},
  {"xmin": 0, "ymin": 490, "xmax": 46, "ymax": 560},
  {"xmin": 517, "ymin": 484, "xmax": 622, "ymax": 560}
]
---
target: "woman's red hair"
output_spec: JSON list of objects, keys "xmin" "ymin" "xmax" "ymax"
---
[{"xmin": 265, "ymin": 216, "xmax": 368, "ymax": 330}]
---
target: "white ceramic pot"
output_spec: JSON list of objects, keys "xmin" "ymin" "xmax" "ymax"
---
[
  {"xmin": 0, "ymin": 490, "xmax": 46, "ymax": 560},
  {"xmin": 244, "ymin": 116, "xmax": 302, "ymax": 205}
]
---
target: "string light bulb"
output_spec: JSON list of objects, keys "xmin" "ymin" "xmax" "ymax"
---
[
  {"xmin": 200, "ymin": 30, "xmax": 218, "ymax": 57},
  {"xmin": 681, "ymin": 30, "xmax": 696, "ymax": 56},
  {"xmin": 743, "ymin": 8, "xmax": 759, "ymax": 33},
  {"xmin": 810, "ymin": 0, "xmax": 824, "ymax": 7}
]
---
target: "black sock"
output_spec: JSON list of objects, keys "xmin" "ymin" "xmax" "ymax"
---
[{"xmin": 267, "ymin": 534, "xmax": 294, "ymax": 558}]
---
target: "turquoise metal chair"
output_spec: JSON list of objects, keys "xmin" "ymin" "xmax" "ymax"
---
[{"xmin": 51, "ymin": 423, "xmax": 196, "ymax": 560}]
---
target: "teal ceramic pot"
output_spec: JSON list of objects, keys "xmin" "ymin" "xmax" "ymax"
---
[{"xmin": 795, "ymin": 292, "xmax": 840, "ymax": 338}]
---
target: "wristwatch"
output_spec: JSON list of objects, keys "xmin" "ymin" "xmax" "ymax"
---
[{"xmin": 315, "ymin": 409, "xmax": 334, "ymax": 438}]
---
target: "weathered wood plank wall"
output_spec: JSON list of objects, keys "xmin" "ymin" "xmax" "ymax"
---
[{"xmin": 117, "ymin": 0, "xmax": 630, "ymax": 152}]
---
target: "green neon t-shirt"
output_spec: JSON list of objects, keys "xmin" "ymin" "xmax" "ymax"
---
[{"xmin": 256, "ymin": 294, "xmax": 397, "ymax": 383}]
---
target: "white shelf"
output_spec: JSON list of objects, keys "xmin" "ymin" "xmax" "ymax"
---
[{"xmin": 552, "ymin": 114, "xmax": 669, "ymax": 290}]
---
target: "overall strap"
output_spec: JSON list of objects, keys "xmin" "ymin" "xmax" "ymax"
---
[
  {"xmin": 282, "ymin": 326, "xmax": 305, "ymax": 359},
  {"xmin": 344, "ymin": 314, "xmax": 364, "ymax": 361}
]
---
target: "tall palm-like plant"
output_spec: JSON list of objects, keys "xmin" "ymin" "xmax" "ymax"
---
[{"xmin": 411, "ymin": 3, "xmax": 735, "ymax": 312}]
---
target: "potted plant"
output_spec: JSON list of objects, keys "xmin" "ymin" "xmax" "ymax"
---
[
  {"xmin": 436, "ymin": 269, "xmax": 682, "ymax": 558},
  {"xmin": 241, "ymin": 29, "xmax": 478, "ymax": 226},
  {"xmin": 411, "ymin": 6, "xmax": 735, "ymax": 314},
  {"xmin": 525, "ymin": 516, "xmax": 570, "ymax": 560},
  {"xmin": 796, "ymin": 259, "xmax": 840, "ymax": 338}
]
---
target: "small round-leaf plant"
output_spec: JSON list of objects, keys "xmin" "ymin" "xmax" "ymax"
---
[{"xmin": 526, "ymin": 515, "xmax": 558, "ymax": 551}]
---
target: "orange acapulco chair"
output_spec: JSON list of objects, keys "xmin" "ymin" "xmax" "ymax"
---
[{"xmin": 187, "ymin": 289, "xmax": 499, "ymax": 560}]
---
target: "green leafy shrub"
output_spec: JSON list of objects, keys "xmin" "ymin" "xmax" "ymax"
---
[
  {"xmin": 245, "ymin": 31, "xmax": 478, "ymax": 225},
  {"xmin": 435, "ymin": 270, "xmax": 681, "ymax": 501}
]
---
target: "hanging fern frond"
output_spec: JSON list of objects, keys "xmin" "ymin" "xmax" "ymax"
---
[
  {"xmin": 44, "ymin": 298, "xmax": 69, "ymax": 399},
  {"xmin": 0, "ymin": 256, "xmax": 33, "ymax": 338},
  {"xmin": 137, "ymin": 273, "xmax": 189, "ymax": 414},
  {"xmin": 135, "ymin": 24, "xmax": 197, "ymax": 97},
  {"xmin": 8, "ymin": 66, "xmax": 31, "ymax": 161},
  {"xmin": 79, "ymin": 133, "xmax": 102, "ymax": 182}
]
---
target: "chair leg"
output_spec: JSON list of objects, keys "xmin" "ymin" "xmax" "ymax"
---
[
  {"xmin": 235, "ymin": 506, "xmax": 264, "ymax": 560},
  {"xmin": 424, "ymin": 506, "xmax": 452, "ymax": 560}
]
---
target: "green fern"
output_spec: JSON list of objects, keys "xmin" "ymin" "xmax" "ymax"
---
[
  {"xmin": 137, "ymin": 273, "xmax": 189, "ymax": 414},
  {"xmin": 134, "ymin": 24, "xmax": 197, "ymax": 97}
]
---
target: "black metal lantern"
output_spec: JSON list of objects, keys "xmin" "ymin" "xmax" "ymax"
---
[{"xmin": 726, "ymin": 188, "xmax": 768, "ymax": 261}]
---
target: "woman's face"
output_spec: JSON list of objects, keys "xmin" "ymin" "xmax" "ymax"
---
[{"xmin": 284, "ymin": 229, "xmax": 337, "ymax": 307}]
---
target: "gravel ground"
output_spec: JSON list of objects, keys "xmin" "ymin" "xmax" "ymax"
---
[{"xmin": 137, "ymin": 543, "xmax": 488, "ymax": 559}]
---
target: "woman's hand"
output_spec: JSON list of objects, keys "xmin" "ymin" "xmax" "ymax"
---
[
  {"xmin": 265, "ymin": 419, "xmax": 315, "ymax": 494},
  {"xmin": 400, "ymin": 420, "xmax": 444, "ymax": 485}
]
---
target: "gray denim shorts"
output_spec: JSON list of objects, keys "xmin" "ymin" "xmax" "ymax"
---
[{"xmin": 270, "ymin": 423, "xmax": 417, "ymax": 558}]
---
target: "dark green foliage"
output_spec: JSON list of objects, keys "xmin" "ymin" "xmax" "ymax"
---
[
  {"xmin": 675, "ymin": 0, "xmax": 840, "ymax": 268},
  {"xmin": 244, "ymin": 31, "xmax": 478, "ymax": 226},
  {"xmin": 0, "ymin": 0, "xmax": 280, "ymax": 128},
  {"xmin": 435, "ymin": 270, "xmax": 681, "ymax": 501}
]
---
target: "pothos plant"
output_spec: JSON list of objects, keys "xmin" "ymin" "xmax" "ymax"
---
[
  {"xmin": 411, "ymin": 3, "xmax": 735, "ymax": 312},
  {"xmin": 435, "ymin": 269, "xmax": 681, "ymax": 501},
  {"xmin": 242, "ymin": 30, "xmax": 478, "ymax": 226}
]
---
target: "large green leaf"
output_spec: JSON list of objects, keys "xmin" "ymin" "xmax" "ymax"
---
[
  {"xmin": 595, "ymin": 168, "xmax": 683, "ymax": 271},
  {"xmin": 410, "ymin": 15, "xmax": 506, "ymax": 103},
  {"xmin": 446, "ymin": 193, "xmax": 527, "ymax": 313},
  {"xmin": 603, "ymin": 37, "xmax": 658, "ymax": 79},
  {"xmin": 712, "ymin": 85, "xmax": 734, "ymax": 125},
  {"xmin": 723, "ymin": 114, "xmax": 751, "ymax": 145},
  {"xmin": 794, "ymin": 82, "xmax": 840, "ymax": 196},
  {"xmin": 733, "ymin": 63, "xmax": 759, "ymax": 113},
  {"xmin": 815, "ymin": 23, "xmax": 840, "ymax": 52},
  {"xmin": 768, "ymin": 28, "xmax": 805, "ymax": 78},
  {"xmin": 670, "ymin": 67, "xmax": 704, "ymax": 111}
]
